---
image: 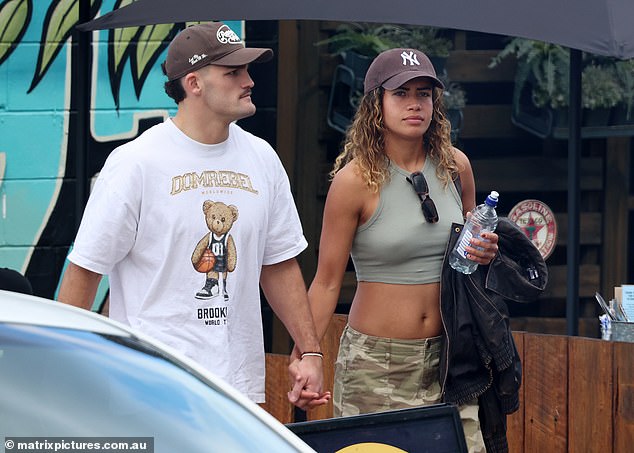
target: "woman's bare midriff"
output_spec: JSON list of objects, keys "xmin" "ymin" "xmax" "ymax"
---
[{"xmin": 347, "ymin": 281, "xmax": 443, "ymax": 339}]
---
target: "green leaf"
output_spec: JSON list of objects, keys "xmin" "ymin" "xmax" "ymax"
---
[
  {"xmin": 131, "ymin": 23, "xmax": 175, "ymax": 98},
  {"xmin": 0, "ymin": 0, "xmax": 32, "ymax": 67},
  {"xmin": 113, "ymin": 27, "xmax": 139, "ymax": 68},
  {"xmin": 108, "ymin": 0, "xmax": 140, "ymax": 108},
  {"xmin": 28, "ymin": 0, "xmax": 102, "ymax": 93},
  {"xmin": 34, "ymin": 0, "xmax": 79, "ymax": 90}
]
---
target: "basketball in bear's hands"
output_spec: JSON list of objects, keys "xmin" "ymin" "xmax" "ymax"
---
[{"xmin": 195, "ymin": 249, "xmax": 215, "ymax": 273}]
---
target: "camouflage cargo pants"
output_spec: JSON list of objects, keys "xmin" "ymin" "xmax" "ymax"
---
[{"xmin": 333, "ymin": 324, "xmax": 486, "ymax": 453}]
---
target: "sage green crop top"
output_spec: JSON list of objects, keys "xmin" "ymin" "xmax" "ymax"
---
[{"xmin": 350, "ymin": 158, "xmax": 464, "ymax": 284}]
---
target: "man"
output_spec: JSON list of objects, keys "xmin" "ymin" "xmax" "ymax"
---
[{"xmin": 58, "ymin": 21, "xmax": 329, "ymax": 409}]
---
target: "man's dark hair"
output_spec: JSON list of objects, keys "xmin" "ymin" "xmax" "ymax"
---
[{"xmin": 164, "ymin": 78, "xmax": 186, "ymax": 104}]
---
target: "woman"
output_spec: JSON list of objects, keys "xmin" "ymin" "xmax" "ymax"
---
[{"xmin": 300, "ymin": 48, "xmax": 499, "ymax": 452}]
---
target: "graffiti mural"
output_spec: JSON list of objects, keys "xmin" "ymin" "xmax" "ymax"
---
[{"xmin": 0, "ymin": 0, "xmax": 241, "ymax": 305}]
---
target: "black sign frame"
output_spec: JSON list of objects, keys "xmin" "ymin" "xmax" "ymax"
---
[{"xmin": 287, "ymin": 403, "xmax": 468, "ymax": 453}]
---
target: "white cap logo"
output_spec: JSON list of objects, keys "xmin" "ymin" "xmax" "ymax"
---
[
  {"xmin": 188, "ymin": 54, "xmax": 208, "ymax": 65},
  {"xmin": 216, "ymin": 24, "xmax": 242, "ymax": 44},
  {"xmin": 400, "ymin": 51, "xmax": 420, "ymax": 66}
]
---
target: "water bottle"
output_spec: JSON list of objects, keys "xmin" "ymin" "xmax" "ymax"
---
[{"xmin": 449, "ymin": 191, "xmax": 499, "ymax": 274}]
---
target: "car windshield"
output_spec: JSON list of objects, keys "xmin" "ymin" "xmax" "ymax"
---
[{"xmin": 0, "ymin": 323, "xmax": 299, "ymax": 453}]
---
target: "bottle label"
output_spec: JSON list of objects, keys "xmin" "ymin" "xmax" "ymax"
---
[{"xmin": 456, "ymin": 230, "xmax": 474, "ymax": 257}]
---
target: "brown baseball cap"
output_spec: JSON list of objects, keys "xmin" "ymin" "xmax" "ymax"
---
[
  {"xmin": 364, "ymin": 48, "xmax": 444, "ymax": 94},
  {"xmin": 162, "ymin": 22, "xmax": 274, "ymax": 81}
]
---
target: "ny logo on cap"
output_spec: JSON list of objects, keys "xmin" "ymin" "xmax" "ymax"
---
[{"xmin": 400, "ymin": 51, "xmax": 420, "ymax": 66}]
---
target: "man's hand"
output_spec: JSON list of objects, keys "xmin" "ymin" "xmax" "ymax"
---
[{"xmin": 287, "ymin": 353, "xmax": 331, "ymax": 410}]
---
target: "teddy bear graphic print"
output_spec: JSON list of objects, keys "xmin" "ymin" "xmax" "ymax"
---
[{"xmin": 191, "ymin": 200, "xmax": 239, "ymax": 325}]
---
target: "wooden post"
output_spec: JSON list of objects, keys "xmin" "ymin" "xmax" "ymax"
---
[
  {"xmin": 276, "ymin": 21, "xmax": 299, "ymax": 183},
  {"xmin": 266, "ymin": 21, "xmax": 302, "ymax": 355},
  {"xmin": 291, "ymin": 20, "xmax": 322, "ymax": 283},
  {"xmin": 269, "ymin": 19, "xmax": 324, "ymax": 354}
]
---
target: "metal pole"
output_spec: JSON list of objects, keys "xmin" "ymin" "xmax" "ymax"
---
[
  {"xmin": 72, "ymin": 0, "xmax": 91, "ymax": 231},
  {"xmin": 566, "ymin": 49, "xmax": 582, "ymax": 336}
]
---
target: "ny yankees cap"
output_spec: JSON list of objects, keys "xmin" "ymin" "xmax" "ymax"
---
[
  {"xmin": 363, "ymin": 48, "xmax": 444, "ymax": 94},
  {"xmin": 162, "ymin": 22, "xmax": 273, "ymax": 81}
]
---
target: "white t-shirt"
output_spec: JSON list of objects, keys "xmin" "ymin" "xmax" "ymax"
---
[{"xmin": 69, "ymin": 119, "xmax": 307, "ymax": 402}]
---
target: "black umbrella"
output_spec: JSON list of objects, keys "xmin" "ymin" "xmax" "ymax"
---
[
  {"xmin": 78, "ymin": 0, "xmax": 634, "ymax": 59},
  {"xmin": 78, "ymin": 0, "xmax": 634, "ymax": 335}
]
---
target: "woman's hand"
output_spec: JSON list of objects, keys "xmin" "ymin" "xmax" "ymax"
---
[{"xmin": 465, "ymin": 231, "xmax": 499, "ymax": 265}]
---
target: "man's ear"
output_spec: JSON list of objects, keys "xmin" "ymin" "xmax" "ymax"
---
[{"xmin": 182, "ymin": 72, "xmax": 202, "ymax": 95}]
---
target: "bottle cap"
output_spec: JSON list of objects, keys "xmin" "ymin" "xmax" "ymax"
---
[{"xmin": 485, "ymin": 191, "xmax": 499, "ymax": 207}]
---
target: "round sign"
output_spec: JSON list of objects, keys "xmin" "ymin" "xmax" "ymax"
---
[{"xmin": 508, "ymin": 199, "xmax": 557, "ymax": 259}]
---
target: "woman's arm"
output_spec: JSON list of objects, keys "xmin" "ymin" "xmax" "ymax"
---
[
  {"xmin": 453, "ymin": 147, "xmax": 476, "ymax": 216},
  {"xmin": 454, "ymin": 147, "xmax": 499, "ymax": 264},
  {"xmin": 308, "ymin": 164, "xmax": 369, "ymax": 341}
]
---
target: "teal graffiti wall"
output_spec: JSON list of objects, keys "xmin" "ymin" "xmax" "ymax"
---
[{"xmin": 0, "ymin": 0, "xmax": 241, "ymax": 304}]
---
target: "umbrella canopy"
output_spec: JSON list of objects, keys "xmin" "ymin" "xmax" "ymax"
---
[{"xmin": 78, "ymin": 0, "xmax": 634, "ymax": 59}]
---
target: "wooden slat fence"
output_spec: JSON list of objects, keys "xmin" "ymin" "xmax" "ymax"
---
[{"xmin": 264, "ymin": 314, "xmax": 634, "ymax": 452}]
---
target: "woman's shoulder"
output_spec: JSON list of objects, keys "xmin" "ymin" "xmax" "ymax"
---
[
  {"xmin": 450, "ymin": 146, "xmax": 472, "ymax": 171},
  {"xmin": 331, "ymin": 159, "xmax": 369, "ymax": 190},
  {"xmin": 451, "ymin": 146, "xmax": 469, "ymax": 162},
  {"xmin": 327, "ymin": 159, "xmax": 376, "ymax": 218},
  {"xmin": 330, "ymin": 159, "xmax": 377, "ymax": 204}
]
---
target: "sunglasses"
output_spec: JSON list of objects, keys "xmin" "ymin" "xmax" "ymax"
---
[{"xmin": 406, "ymin": 171, "xmax": 439, "ymax": 223}]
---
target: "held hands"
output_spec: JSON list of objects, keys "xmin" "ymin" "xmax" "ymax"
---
[{"xmin": 287, "ymin": 346, "xmax": 332, "ymax": 410}]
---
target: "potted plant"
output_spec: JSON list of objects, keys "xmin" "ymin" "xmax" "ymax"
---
[
  {"xmin": 491, "ymin": 38, "xmax": 629, "ymax": 131},
  {"xmin": 490, "ymin": 38, "xmax": 570, "ymax": 127},
  {"xmin": 317, "ymin": 23, "xmax": 453, "ymax": 77},
  {"xmin": 581, "ymin": 64, "xmax": 622, "ymax": 126},
  {"xmin": 315, "ymin": 23, "xmax": 398, "ymax": 77}
]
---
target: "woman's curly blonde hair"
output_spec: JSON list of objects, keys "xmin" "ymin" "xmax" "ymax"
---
[{"xmin": 331, "ymin": 85, "xmax": 459, "ymax": 193}]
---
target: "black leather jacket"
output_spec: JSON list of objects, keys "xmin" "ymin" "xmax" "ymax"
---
[{"xmin": 440, "ymin": 217, "xmax": 548, "ymax": 453}]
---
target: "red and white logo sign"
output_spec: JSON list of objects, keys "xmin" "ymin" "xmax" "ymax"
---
[{"xmin": 508, "ymin": 199, "xmax": 557, "ymax": 259}]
